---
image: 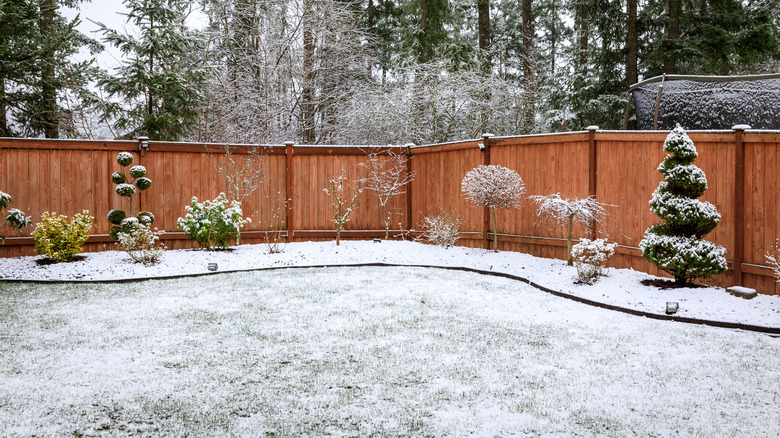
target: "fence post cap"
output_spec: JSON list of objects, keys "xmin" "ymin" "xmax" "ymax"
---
[
  {"xmin": 585, "ymin": 125, "xmax": 600, "ymax": 131},
  {"xmin": 732, "ymin": 124, "xmax": 751, "ymax": 131},
  {"xmin": 284, "ymin": 141, "xmax": 295, "ymax": 146},
  {"xmin": 482, "ymin": 133, "xmax": 495, "ymax": 138},
  {"xmin": 403, "ymin": 143, "xmax": 415, "ymax": 147}
]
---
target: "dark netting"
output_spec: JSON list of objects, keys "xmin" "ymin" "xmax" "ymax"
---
[{"xmin": 631, "ymin": 74, "xmax": 780, "ymax": 130}]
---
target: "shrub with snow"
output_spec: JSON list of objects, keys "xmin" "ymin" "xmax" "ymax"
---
[
  {"xmin": 639, "ymin": 125, "xmax": 727, "ymax": 286},
  {"xmin": 461, "ymin": 165, "xmax": 525, "ymax": 252},
  {"xmin": 32, "ymin": 211, "xmax": 93, "ymax": 262},
  {"xmin": 0, "ymin": 190, "xmax": 32, "ymax": 243},
  {"xmin": 571, "ymin": 238, "xmax": 617, "ymax": 284},
  {"xmin": 177, "ymin": 193, "xmax": 250, "ymax": 250},
  {"xmin": 117, "ymin": 223, "xmax": 165, "ymax": 265},
  {"xmin": 531, "ymin": 194, "xmax": 612, "ymax": 266},
  {"xmin": 420, "ymin": 210, "xmax": 462, "ymax": 248},
  {"xmin": 766, "ymin": 240, "xmax": 780, "ymax": 283}
]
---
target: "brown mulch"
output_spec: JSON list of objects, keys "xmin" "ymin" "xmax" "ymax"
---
[
  {"xmin": 640, "ymin": 278, "xmax": 708, "ymax": 289},
  {"xmin": 35, "ymin": 255, "xmax": 87, "ymax": 266}
]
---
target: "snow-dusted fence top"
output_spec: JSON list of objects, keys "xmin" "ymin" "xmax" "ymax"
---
[{"xmin": 1, "ymin": 129, "xmax": 779, "ymax": 295}]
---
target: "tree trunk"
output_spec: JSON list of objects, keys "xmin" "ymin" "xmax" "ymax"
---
[
  {"xmin": 567, "ymin": 214, "xmax": 574, "ymax": 266},
  {"xmin": 39, "ymin": 0, "xmax": 58, "ymax": 138},
  {"xmin": 521, "ymin": 0, "xmax": 534, "ymax": 134},
  {"xmin": 418, "ymin": 0, "xmax": 431, "ymax": 64},
  {"xmin": 491, "ymin": 206, "xmax": 498, "ymax": 252},
  {"xmin": 575, "ymin": 1, "xmax": 589, "ymax": 72},
  {"xmin": 477, "ymin": 0, "xmax": 491, "ymax": 74},
  {"xmin": 664, "ymin": 0, "xmax": 680, "ymax": 74},
  {"xmin": 301, "ymin": 0, "xmax": 316, "ymax": 144}
]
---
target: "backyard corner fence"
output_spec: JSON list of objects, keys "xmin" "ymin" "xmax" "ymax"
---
[{"xmin": 1, "ymin": 128, "xmax": 779, "ymax": 295}]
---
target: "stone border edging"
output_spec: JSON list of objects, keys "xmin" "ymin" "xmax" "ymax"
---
[{"xmin": 3, "ymin": 262, "xmax": 779, "ymax": 336}]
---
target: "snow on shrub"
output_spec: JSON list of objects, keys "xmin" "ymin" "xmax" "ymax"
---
[
  {"xmin": 32, "ymin": 211, "xmax": 93, "ymax": 262},
  {"xmin": 117, "ymin": 223, "xmax": 165, "ymax": 265},
  {"xmin": 420, "ymin": 209, "xmax": 462, "ymax": 248},
  {"xmin": 766, "ymin": 240, "xmax": 780, "ymax": 283},
  {"xmin": 531, "ymin": 194, "xmax": 612, "ymax": 266},
  {"xmin": 461, "ymin": 165, "xmax": 525, "ymax": 252},
  {"xmin": 0, "ymin": 190, "xmax": 32, "ymax": 244},
  {"xmin": 571, "ymin": 238, "xmax": 617, "ymax": 284},
  {"xmin": 177, "ymin": 193, "xmax": 250, "ymax": 250},
  {"xmin": 108, "ymin": 152, "xmax": 155, "ymax": 245},
  {"xmin": 639, "ymin": 125, "xmax": 727, "ymax": 286}
]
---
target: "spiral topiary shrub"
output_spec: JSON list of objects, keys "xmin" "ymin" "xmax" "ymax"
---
[
  {"xmin": 639, "ymin": 125, "xmax": 727, "ymax": 286},
  {"xmin": 32, "ymin": 211, "xmax": 93, "ymax": 262}
]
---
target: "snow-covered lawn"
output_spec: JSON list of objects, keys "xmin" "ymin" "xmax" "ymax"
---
[
  {"xmin": 1, "ymin": 264, "xmax": 778, "ymax": 437},
  {"xmin": 1, "ymin": 241, "xmax": 778, "ymax": 328}
]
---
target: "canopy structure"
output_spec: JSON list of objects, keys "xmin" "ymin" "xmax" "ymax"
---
[{"xmin": 626, "ymin": 73, "xmax": 780, "ymax": 130}]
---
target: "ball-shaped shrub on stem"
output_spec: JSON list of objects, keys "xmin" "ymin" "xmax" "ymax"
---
[
  {"xmin": 115, "ymin": 183, "xmax": 136, "ymax": 197},
  {"xmin": 135, "ymin": 177, "xmax": 152, "ymax": 191},
  {"xmin": 107, "ymin": 209, "xmax": 126, "ymax": 225},
  {"xmin": 129, "ymin": 165, "xmax": 146, "ymax": 178},
  {"xmin": 116, "ymin": 152, "xmax": 134, "ymax": 167},
  {"xmin": 111, "ymin": 172, "xmax": 126, "ymax": 184},
  {"xmin": 461, "ymin": 165, "xmax": 525, "ymax": 252}
]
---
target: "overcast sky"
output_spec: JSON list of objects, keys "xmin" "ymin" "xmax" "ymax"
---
[{"xmin": 61, "ymin": 0, "xmax": 207, "ymax": 71}]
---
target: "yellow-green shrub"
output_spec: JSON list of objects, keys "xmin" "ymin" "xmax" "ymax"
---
[{"xmin": 32, "ymin": 211, "xmax": 93, "ymax": 262}]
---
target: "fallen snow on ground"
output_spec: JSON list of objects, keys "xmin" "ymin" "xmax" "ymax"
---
[{"xmin": 0, "ymin": 240, "xmax": 778, "ymax": 328}]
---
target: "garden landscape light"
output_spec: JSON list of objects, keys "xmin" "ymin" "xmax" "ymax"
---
[
  {"xmin": 208, "ymin": 263, "xmax": 218, "ymax": 271},
  {"xmin": 138, "ymin": 136, "xmax": 149, "ymax": 150},
  {"xmin": 666, "ymin": 302, "xmax": 679, "ymax": 315}
]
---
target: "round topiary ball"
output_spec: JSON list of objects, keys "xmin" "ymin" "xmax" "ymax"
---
[
  {"xmin": 117, "ymin": 152, "xmax": 134, "ymax": 167},
  {"xmin": 137, "ymin": 211, "xmax": 155, "ymax": 225},
  {"xmin": 135, "ymin": 177, "xmax": 152, "ymax": 191},
  {"xmin": 129, "ymin": 165, "xmax": 146, "ymax": 178},
  {"xmin": 115, "ymin": 183, "xmax": 136, "ymax": 197},
  {"xmin": 111, "ymin": 172, "xmax": 126, "ymax": 184},
  {"xmin": 107, "ymin": 209, "xmax": 127, "ymax": 225}
]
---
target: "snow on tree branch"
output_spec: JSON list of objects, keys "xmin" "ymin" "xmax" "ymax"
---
[
  {"xmin": 531, "ymin": 193, "xmax": 615, "ymax": 265},
  {"xmin": 359, "ymin": 147, "xmax": 415, "ymax": 239},
  {"xmin": 462, "ymin": 165, "xmax": 525, "ymax": 252}
]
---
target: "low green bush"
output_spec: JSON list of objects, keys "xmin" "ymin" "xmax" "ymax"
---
[{"xmin": 32, "ymin": 211, "xmax": 93, "ymax": 262}]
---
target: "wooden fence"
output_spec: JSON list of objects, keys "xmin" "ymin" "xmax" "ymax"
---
[{"xmin": 1, "ymin": 129, "xmax": 778, "ymax": 295}]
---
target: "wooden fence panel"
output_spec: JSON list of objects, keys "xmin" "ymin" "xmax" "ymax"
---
[{"xmin": 2, "ymin": 133, "xmax": 779, "ymax": 294}]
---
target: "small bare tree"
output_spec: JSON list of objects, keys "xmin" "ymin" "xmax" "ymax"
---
[
  {"xmin": 461, "ymin": 165, "xmax": 525, "ymax": 252},
  {"xmin": 262, "ymin": 192, "xmax": 288, "ymax": 254},
  {"xmin": 324, "ymin": 173, "xmax": 363, "ymax": 245},
  {"xmin": 359, "ymin": 147, "xmax": 415, "ymax": 239},
  {"xmin": 209, "ymin": 144, "xmax": 267, "ymax": 204},
  {"xmin": 531, "ymin": 193, "xmax": 613, "ymax": 266}
]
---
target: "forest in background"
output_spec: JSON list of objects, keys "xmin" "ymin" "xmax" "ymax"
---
[{"xmin": 1, "ymin": 0, "xmax": 778, "ymax": 144}]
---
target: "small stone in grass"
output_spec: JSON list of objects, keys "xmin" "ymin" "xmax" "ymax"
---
[{"xmin": 726, "ymin": 286, "xmax": 757, "ymax": 300}]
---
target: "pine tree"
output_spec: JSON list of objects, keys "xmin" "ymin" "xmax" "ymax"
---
[
  {"xmin": 98, "ymin": 0, "xmax": 206, "ymax": 141},
  {"xmin": 639, "ymin": 125, "xmax": 727, "ymax": 286}
]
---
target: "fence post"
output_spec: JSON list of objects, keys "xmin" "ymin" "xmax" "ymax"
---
[
  {"xmin": 481, "ymin": 133, "xmax": 494, "ymax": 250},
  {"xmin": 732, "ymin": 124, "xmax": 750, "ymax": 286},
  {"xmin": 405, "ymin": 143, "xmax": 414, "ymax": 232},
  {"xmin": 285, "ymin": 141, "xmax": 295, "ymax": 243},
  {"xmin": 586, "ymin": 126, "xmax": 599, "ymax": 240}
]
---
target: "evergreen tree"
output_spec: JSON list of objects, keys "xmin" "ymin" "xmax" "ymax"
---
[
  {"xmin": 98, "ymin": 0, "xmax": 206, "ymax": 141},
  {"xmin": 639, "ymin": 125, "xmax": 727, "ymax": 286},
  {"xmin": 0, "ymin": 0, "xmax": 100, "ymax": 138}
]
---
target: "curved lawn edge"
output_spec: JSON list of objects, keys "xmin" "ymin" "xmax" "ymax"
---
[{"xmin": 3, "ymin": 262, "xmax": 779, "ymax": 336}]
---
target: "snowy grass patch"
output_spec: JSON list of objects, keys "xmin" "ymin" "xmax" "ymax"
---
[{"xmin": 1, "ymin": 266, "xmax": 778, "ymax": 436}]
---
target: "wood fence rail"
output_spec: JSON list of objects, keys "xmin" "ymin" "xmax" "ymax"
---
[{"xmin": 1, "ymin": 129, "xmax": 778, "ymax": 295}]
